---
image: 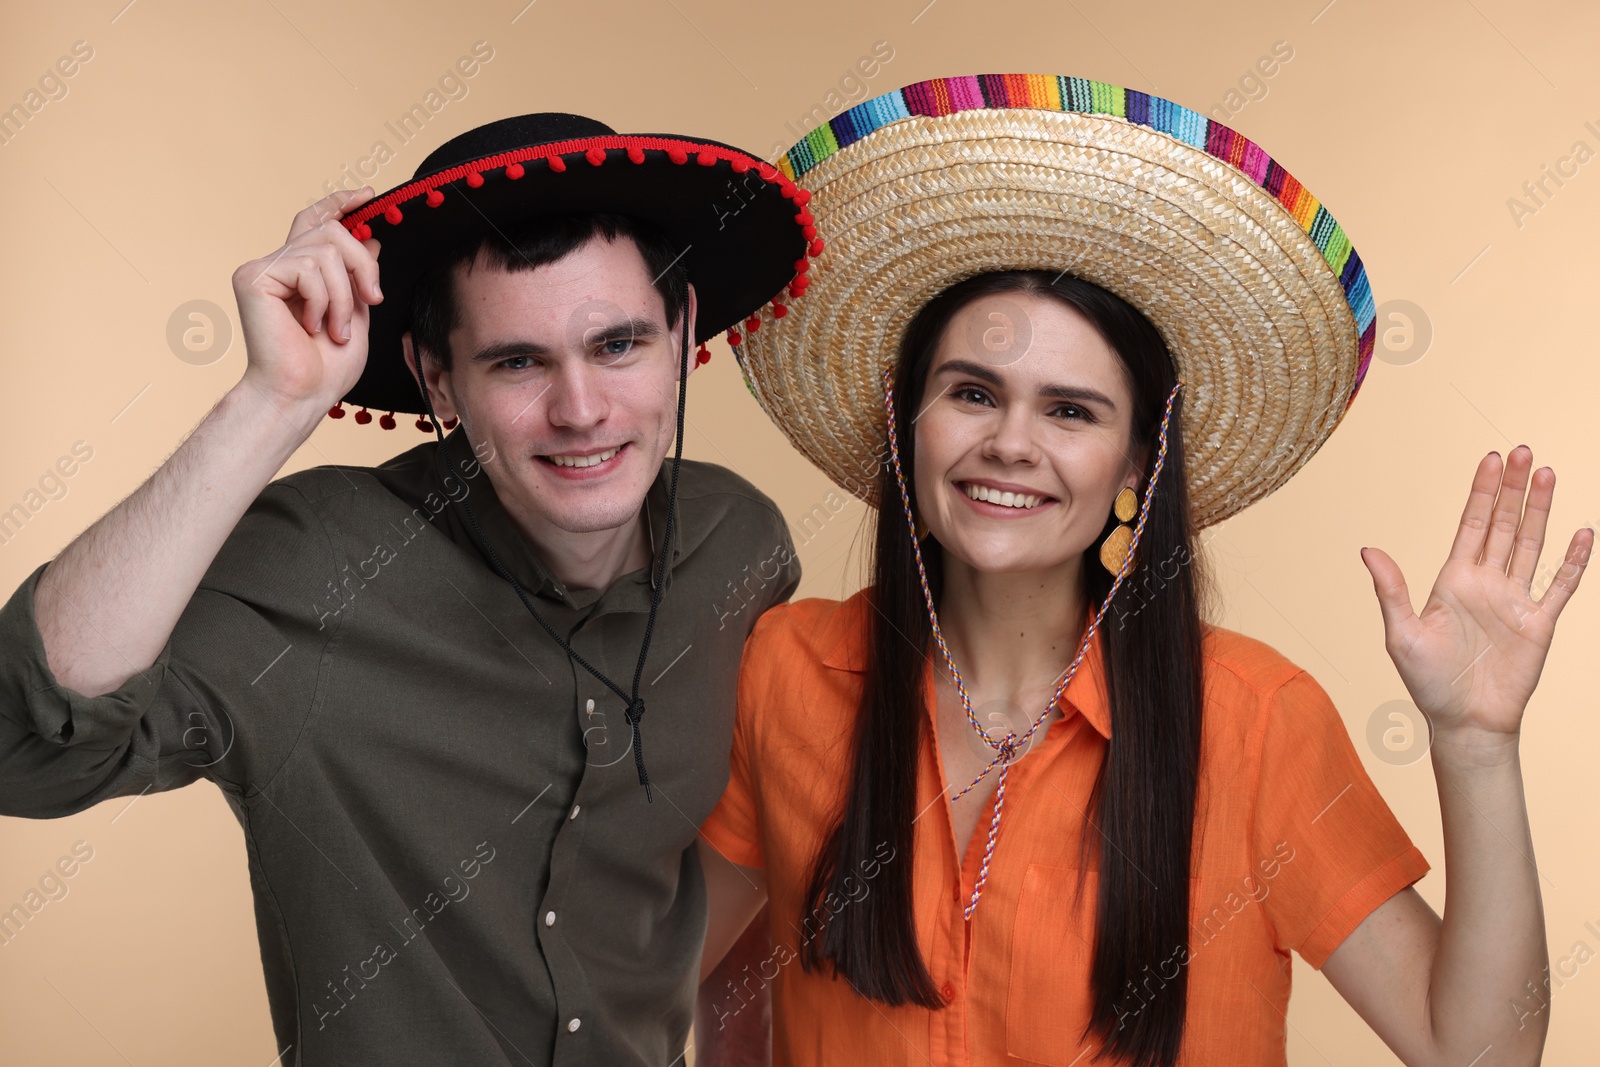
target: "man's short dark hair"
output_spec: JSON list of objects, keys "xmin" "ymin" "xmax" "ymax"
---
[{"xmin": 409, "ymin": 212, "xmax": 689, "ymax": 371}]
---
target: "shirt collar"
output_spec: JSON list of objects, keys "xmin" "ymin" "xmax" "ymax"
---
[
  {"xmin": 429, "ymin": 426, "xmax": 696, "ymax": 608},
  {"xmin": 822, "ymin": 589, "xmax": 1112, "ymax": 741}
]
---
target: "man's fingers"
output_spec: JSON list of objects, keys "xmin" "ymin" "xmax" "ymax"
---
[
  {"xmin": 310, "ymin": 242, "xmax": 356, "ymax": 343},
  {"xmin": 277, "ymin": 256, "xmax": 330, "ymax": 336},
  {"xmin": 286, "ymin": 186, "xmax": 374, "ymax": 242}
]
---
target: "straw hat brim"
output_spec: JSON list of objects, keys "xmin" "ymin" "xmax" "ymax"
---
[{"xmin": 732, "ymin": 78, "xmax": 1376, "ymax": 531}]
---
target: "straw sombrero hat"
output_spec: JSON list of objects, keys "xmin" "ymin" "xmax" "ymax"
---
[{"xmin": 725, "ymin": 74, "xmax": 1377, "ymax": 530}]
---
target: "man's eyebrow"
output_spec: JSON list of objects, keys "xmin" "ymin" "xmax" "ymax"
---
[
  {"xmin": 933, "ymin": 358, "xmax": 1118, "ymax": 411},
  {"xmin": 467, "ymin": 317, "xmax": 664, "ymax": 364}
]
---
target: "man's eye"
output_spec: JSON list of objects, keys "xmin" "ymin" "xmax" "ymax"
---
[
  {"xmin": 600, "ymin": 338, "xmax": 633, "ymax": 357},
  {"xmin": 499, "ymin": 356, "xmax": 534, "ymax": 371}
]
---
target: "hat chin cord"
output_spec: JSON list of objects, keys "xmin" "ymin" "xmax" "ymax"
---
[{"xmin": 403, "ymin": 285, "xmax": 694, "ymax": 803}]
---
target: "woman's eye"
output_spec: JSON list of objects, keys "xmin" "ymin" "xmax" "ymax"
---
[
  {"xmin": 1052, "ymin": 403, "xmax": 1093, "ymax": 422},
  {"xmin": 952, "ymin": 386, "xmax": 992, "ymax": 406}
]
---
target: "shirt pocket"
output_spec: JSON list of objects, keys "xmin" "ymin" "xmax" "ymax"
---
[{"xmin": 1006, "ymin": 862, "xmax": 1100, "ymax": 1066}]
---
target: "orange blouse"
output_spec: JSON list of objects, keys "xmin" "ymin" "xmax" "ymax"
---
[{"xmin": 699, "ymin": 590, "xmax": 1431, "ymax": 1066}]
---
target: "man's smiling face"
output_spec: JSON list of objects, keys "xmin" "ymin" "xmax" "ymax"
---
[{"xmin": 405, "ymin": 233, "xmax": 694, "ymax": 539}]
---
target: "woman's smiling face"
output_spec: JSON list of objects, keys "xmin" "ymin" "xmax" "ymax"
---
[{"xmin": 911, "ymin": 291, "xmax": 1146, "ymax": 576}]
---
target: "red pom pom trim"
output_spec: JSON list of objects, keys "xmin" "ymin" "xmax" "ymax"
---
[
  {"xmin": 416, "ymin": 416, "xmax": 433, "ymax": 432},
  {"xmin": 383, "ymin": 205, "xmax": 403, "ymax": 225},
  {"xmin": 328, "ymin": 403, "xmax": 346, "ymax": 419},
  {"xmin": 772, "ymin": 302, "xmax": 787, "ymax": 319},
  {"xmin": 353, "ymin": 223, "xmax": 372, "ymax": 240},
  {"xmin": 793, "ymin": 189, "xmax": 812, "ymax": 206},
  {"xmin": 627, "ymin": 146, "xmax": 645, "ymax": 164},
  {"xmin": 696, "ymin": 149, "xmax": 716, "ymax": 167},
  {"xmin": 443, "ymin": 416, "xmax": 459, "ymax": 430},
  {"xmin": 731, "ymin": 157, "xmax": 751, "ymax": 173},
  {"xmin": 548, "ymin": 155, "xmax": 567, "ymax": 172},
  {"xmin": 426, "ymin": 189, "xmax": 445, "ymax": 207},
  {"xmin": 354, "ymin": 408, "xmax": 372, "ymax": 424},
  {"xmin": 808, "ymin": 239, "xmax": 825, "ymax": 257},
  {"xmin": 505, "ymin": 162, "xmax": 525, "ymax": 179},
  {"xmin": 727, "ymin": 330, "xmax": 742, "ymax": 346},
  {"xmin": 379, "ymin": 412, "xmax": 396, "ymax": 430},
  {"xmin": 585, "ymin": 147, "xmax": 606, "ymax": 166},
  {"xmin": 802, "ymin": 225, "xmax": 817, "ymax": 240},
  {"xmin": 695, "ymin": 343, "xmax": 711, "ymax": 366},
  {"xmin": 667, "ymin": 146, "xmax": 688, "ymax": 165},
  {"xmin": 744, "ymin": 316, "xmax": 761, "ymax": 333},
  {"xmin": 794, "ymin": 257, "xmax": 810, "ymax": 273},
  {"xmin": 466, "ymin": 171, "xmax": 485, "ymax": 188}
]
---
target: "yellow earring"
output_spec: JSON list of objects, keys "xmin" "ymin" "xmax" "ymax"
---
[
  {"xmin": 913, "ymin": 511, "xmax": 931, "ymax": 541},
  {"xmin": 1098, "ymin": 486, "xmax": 1140, "ymax": 575}
]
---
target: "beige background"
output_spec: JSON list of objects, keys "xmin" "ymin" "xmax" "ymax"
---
[{"xmin": 2, "ymin": 0, "xmax": 1596, "ymax": 1062}]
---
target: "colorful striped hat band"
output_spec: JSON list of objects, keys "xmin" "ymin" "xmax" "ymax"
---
[{"xmin": 730, "ymin": 73, "xmax": 1377, "ymax": 531}]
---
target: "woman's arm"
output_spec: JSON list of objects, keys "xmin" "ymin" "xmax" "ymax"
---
[
  {"xmin": 696, "ymin": 840, "xmax": 770, "ymax": 1066},
  {"xmin": 1322, "ymin": 735, "xmax": 1546, "ymax": 1065},
  {"xmin": 1323, "ymin": 445, "xmax": 1589, "ymax": 1066}
]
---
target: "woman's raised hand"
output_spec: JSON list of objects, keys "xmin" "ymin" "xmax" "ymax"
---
[{"xmin": 1360, "ymin": 446, "xmax": 1591, "ymax": 755}]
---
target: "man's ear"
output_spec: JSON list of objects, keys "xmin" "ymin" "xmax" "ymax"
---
[
  {"xmin": 681, "ymin": 282, "xmax": 703, "ymax": 378},
  {"xmin": 402, "ymin": 332, "xmax": 459, "ymax": 422}
]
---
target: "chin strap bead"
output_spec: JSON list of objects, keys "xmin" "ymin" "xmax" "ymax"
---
[
  {"xmin": 354, "ymin": 407, "xmax": 372, "ymax": 425},
  {"xmin": 379, "ymin": 412, "xmax": 396, "ymax": 430},
  {"xmin": 328, "ymin": 402, "xmax": 346, "ymax": 419}
]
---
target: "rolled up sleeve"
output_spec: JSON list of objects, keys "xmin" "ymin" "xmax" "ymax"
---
[{"xmin": 0, "ymin": 481, "xmax": 341, "ymax": 817}]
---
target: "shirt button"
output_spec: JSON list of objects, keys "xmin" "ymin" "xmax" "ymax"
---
[
  {"xmin": 940, "ymin": 981, "xmax": 956, "ymax": 1001},
  {"xmin": 567, "ymin": 1017, "xmax": 581, "ymax": 1033},
  {"xmin": 544, "ymin": 911, "xmax": 556, "ymax": 927},
  {"xmin": 568, "ymin": 805, "xmax": 580, "ymax": 820}
]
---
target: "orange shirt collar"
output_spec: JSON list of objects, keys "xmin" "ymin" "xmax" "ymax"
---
[{"xmin": 820, "ymin": 589, "xmax": 1113, "ymax": 741}]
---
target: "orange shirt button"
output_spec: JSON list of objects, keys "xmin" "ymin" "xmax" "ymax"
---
[{"xmin": 940, "ymin": 982, "xmax": 956, "ymax": 1001}]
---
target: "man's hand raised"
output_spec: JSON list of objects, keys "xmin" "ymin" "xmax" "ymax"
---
[{"xmin": 232, "ymin": 187, "xmax": 384, "ymax": 414}]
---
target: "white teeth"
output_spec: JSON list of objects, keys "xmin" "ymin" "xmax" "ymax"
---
[
  {"xmin": 963, "ymin": 484, "xmax": 1043, "ymax": 509},
  {"xmin": 548, "ymin": 447, "xmax": 619, "ymax": 468}
]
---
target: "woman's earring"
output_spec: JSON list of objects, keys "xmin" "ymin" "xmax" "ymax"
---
[
  {"xmin": 913, "ymin": 510, "xmax": 931, "ymax": 541},
  {"xmin": 1098, "ymin": 486, "xmax": 1139, "ymax": 574}
]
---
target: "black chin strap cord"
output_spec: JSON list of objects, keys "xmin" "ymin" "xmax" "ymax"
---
[{"xmin": 408, "ymin": 279, "xmax": 692, "ymax": 803}]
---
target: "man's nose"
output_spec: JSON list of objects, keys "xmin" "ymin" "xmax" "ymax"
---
[{"xmin": 546, "ymin": 362, "xmax": 606, "ymax": 430}]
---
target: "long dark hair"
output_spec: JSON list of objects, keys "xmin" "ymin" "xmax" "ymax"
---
[{"xmin": 798, "ymin": 271, "xmax": 1213, "ymax": 1067}]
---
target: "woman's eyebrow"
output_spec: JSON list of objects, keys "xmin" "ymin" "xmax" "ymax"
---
[{"xmin": 933, "ymin": 358, "xmax": 1118, "ymax": 411}]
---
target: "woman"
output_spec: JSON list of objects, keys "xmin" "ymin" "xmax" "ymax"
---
[{"xmin": 694, "ymin": 75, "xmax": 1589, "ymax": 1066}]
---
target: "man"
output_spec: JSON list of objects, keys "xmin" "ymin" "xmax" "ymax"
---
[{"xmin": 0, "ymin": 113, "xmax": 808, "ymax": 1065}]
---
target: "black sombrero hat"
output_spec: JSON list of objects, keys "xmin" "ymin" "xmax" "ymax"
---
[{"xmin": 328, "ymin": 112, "xmax": 817, "ymax": 428}]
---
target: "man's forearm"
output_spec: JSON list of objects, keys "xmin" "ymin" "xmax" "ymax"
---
[
  {"xmin": 1425, "ymin": 731, "xmax": 1549, "ymax": 1063},
  {"xmin": 35, "ymin": 379, "xmax": 326, "ymax": 697}
]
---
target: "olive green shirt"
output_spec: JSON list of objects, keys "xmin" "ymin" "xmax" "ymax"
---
[{"xmin": 0, "ymin": 426, "xmax": 800, "ymax": 1066}]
